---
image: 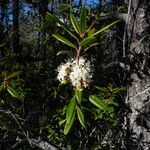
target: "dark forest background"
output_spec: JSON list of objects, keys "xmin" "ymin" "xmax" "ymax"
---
[{"xmin": 1, "ymin": 0, "xmax": 149, "ymax": 149}]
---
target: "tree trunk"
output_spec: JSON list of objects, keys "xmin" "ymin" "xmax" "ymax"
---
[
  {"xmin": 38, "ymin": 0, "xmax": 49, "ymax": 114},
  {"xmin": 13, "ymin": 0, "xmax": 20, "ymax": 54},
  {"xmin": 0, "ymin": 1, "xmax": 7, "ymax": 57},
  {"xmin": 125, "ymin": 0, "xmax": 150, "ymax": 149}
]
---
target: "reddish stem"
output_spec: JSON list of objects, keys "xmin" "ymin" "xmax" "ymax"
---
[{"xmin": 76, "ymin": 46, "xmax": 82, "ymax": 65}]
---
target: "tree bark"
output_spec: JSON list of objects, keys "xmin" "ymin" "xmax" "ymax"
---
[
  {"xmin": 13, "ymin": 0, "xmax": 20, "ymax": 54},
  {"xmin": 0, "ymin": 1, "xmax": 7, "ymax": 57},
  {"xmin": 125, "ymin": 0, "xmax": 150, "ymax": 149}
]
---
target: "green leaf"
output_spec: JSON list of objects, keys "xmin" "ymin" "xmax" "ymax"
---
[
  {"xmin": 76, "ymin": 106, "xmax": 86, "ymax": 128},
  {"xmin": 0, "ymin": 99, "xmax": 5, "ymax": 105},
  {"xmin": 57, "ymin": 50, "xmax": 74, "ymax": 57},
  {"xmin": 91, "ymin": 20, "xmax": 120, "ymax": 37},
  {"xmin": 95, "ymin": 86, "xmax": 109, "ymax": 92},
  {"xmin": 46, "ymin": 13, "xmax": 78, "ymax": 40},
  {"xmin": 108, "ymin": 107, "xmax": 116, "ymax": 118},
  {"xmin": 7, "ymin": 85, "xmax": 21, "ymax": 99},
  {"xmin": 53, "ymin": 89, "xmax": 57, "ymax": 99},
  {"xmin": 59, "ymin": 4, "xmax": 70, "ymax": 11},
  {"xmin": 112, "ymin": 102, "xmax": 119, "ymax": 106},
  {"xmin": 117, "ymin": 5, "xmax": 125, "ymax": 12},
  {"xmin": 66, "ymin": 96, "xmax": 76, "ymax": 124},
  {"xmin": 97, "ymin": 111, "xmax": 103, "ymax": 119},
  {"xmin": 80, "ymin": 36, "xmax": 95, "ymax": 46},
  {"xmin": 88, "ymin": 28, "xmax": 96, "ymax": 36},
  {"xmin": 70, "ymin": 13, "xmax": 81, "ymax": 34},
  {"xmin": 75, "ymin": 89, "xmax": 82, "ymax": 104},
  {"xmin": 7, "ymin": 71, "xmax": 22, "ymax": 79},
  {"xmin": 89, "ymin": 95, "xmax": 109, "ymax": 111},
  {"xmin": 108, "ymin": 107, "xmax": 115, "ymax": 113},
  {"xmin": 52, "ymin": 34, "xmax": 77, "ymax": 49},
  {"xmin": 80, "ymin": 7, "xmax": 87, "ymax": 34},
  {"xmin": 112, "ymin": 87, "xmax": 127, "ymax": 94},
  {"xmin": 59, "ymin": 119, "xmax": 66, "ymax": 126},
  {"xmin": 0, "ymin": 84, "xmax": 3, "ymax": 91},
  {"xmin": 64, "ymin": 112, "xmax": 75, "ymax": 135}
]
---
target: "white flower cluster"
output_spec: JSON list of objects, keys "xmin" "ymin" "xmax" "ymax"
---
[{"xmin": 57, "ymin": 57, "xmax": 93, "ymax": 90}]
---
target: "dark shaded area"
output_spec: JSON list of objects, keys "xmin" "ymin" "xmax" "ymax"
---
[{"xmin": 1, "ymin": 0, "xmax": 149, "ymax": 149}]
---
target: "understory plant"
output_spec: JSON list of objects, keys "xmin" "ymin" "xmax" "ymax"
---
[
  {"xmin": 48, "ymin": 7, "xmax": 125, "ymax": 135},
  {"xmin": 0, "ymin": 70, "xmax": 23, "ymax": 100}
]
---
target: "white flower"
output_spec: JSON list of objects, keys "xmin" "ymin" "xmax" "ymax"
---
[
  {"xmin": 70, "ymin": 57, "xmax": 92, "ymax": 90},
  {"xmin": 57, "ymin": 57, "xmax": 93, "ymax": 90},
  {"xmin": 57, "ymin": 61, "xmax": 72, "ymax": 84}
]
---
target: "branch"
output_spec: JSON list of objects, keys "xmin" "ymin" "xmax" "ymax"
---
[
  {"xmin": 97, "ymin": 13, "xmax": 127, "ymax": 22},
  {"xmin": 123, "ymin": 0, "xmax": 132, "ymax": 58},
  {"xmin": 0, "ymin": 109, "xmax": 66, "ymax": 150},
  {"xmin": 131, "ymin": 86, "xmax": 150, "ymax": 100},
  {"xmin": 113, "ymin": 13, "xmax": 127, "ymax": 22},
  {"xmin": 10, "ymin": 139, "xmax": 27, "ymax": 150},
  {"xmin": 29, "ymin": 139, "xmax": 63, "ymax": 150},
  {"xmin": 102, "ymin": 62, "xmax": 130, "ymax": 71},
  {"xmin": 10, "ymin": 138, "xmax": 65, "ymax": 150}
]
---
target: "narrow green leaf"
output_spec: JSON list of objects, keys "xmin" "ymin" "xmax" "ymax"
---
[
  {"xmin": 89, "ymin": 95, "xmax": 109, "ymax": 111},
  {"xmin": 57, "ymin": 50, "xmax": 74, "ymax": 57},
  {"xmin": 52, "ymin": 34, "xmax": 77, "ymax": 49},
  {"xmin": 112, "ymin": 87, "xmax": 127, "ymax": 94},
  {"xmin": 92, "ymin": 20, "xmax": 120, "ymax": 37},
  {"xmin": 112, "ymin": 102, "xmax": 119, "ymax": 106},
  {"xmin": 45, "ymin": 12, "xmax": 55, "ymax": 22},
  {"xmin": 59, "ymin": 4, "xmax": 70, "ymax": 11},
  {"xmin": 7, "ymin": 71, "xmax": 22, "ymax": 79},
  {"xmin": 46, "ymin": 12, "xmax": 78, "ymax": 40},
  {"xmin": 80, "ymin": 7, "xmax": 87, "ymax": 34},
  {"xmin": 66, "ymin": 96, "xmax": 76, "ymax": 124},
  {"xmin": 59, "ymin": 119, "xmax": 66, "ymax": 126},
  {"xmin": 117, "ymin": 5, "xmax": 125, "ymax": 12},
  {"xmin": 64, "ymin": 112, "xmax": 75, "ymax": 135},
  {"xmin": 7, "ymin": 86, "xmax": 20, "ymax": 99},
  {"xmin": 80, "ymin": 36, "xmax": 95, "ymax": 46},
  {"xmin": 70, "ymin": 13, "xmax": 81, "ymax": 34},
  {"xmin": 0, "ymin": 84, "xmax": 3, "ymax": 91},
  {"xmin": 95, "ymin": 86, "xmax": 109, "ymax": 92},
  {"xmin": 76, "ymin": 106, "xmax": 86, "ymax": 128},
  {"xmin": 75, "ymin": 89, "xmax": 82, "ymax": 104}
]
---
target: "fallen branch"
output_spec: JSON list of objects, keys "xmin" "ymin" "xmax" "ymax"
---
[{"xmin": 10, "ymin": 138, "xmax": 66, "ymax": 150}]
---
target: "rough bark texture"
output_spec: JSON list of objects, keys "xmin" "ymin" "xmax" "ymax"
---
[
  {"xmin": 13, "ymin": 0, "xmax": 20, "ymax": 54},
  {"xmin": 126, "ymin": 0, "xmax": 150, "ymax": 149}
]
